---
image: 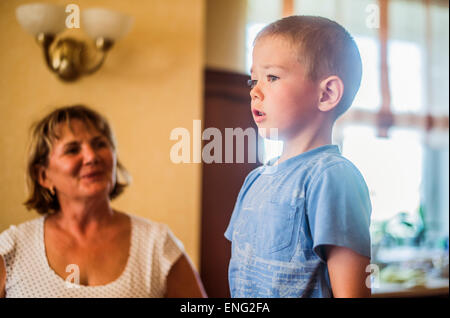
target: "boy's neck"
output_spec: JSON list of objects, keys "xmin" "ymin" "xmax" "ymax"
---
[{"xmin": 275, "ymin": 120, "xmax": 334, "ymax": 165}]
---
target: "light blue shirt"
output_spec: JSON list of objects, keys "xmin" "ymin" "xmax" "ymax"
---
[{"xmin": 225, "ymin": 145, "xmax": 372, "ymax": 297}]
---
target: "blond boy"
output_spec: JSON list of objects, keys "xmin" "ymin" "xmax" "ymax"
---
[{"xmin": 225, "ymin": 16, "xmax": 372, "ymax": 298}]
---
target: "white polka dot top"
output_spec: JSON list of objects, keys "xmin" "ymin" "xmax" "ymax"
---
[{"xmin": 0, "ymin": 214, "xmax": 184, "ymax": 298}]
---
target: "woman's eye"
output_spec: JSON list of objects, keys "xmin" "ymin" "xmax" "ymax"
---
[
  {"xmin": 94, "ymin": 140, "xmax": 108, "ymax": 149},
  {"xmin": 247, "ymin": 79, "xmax": 257, "ymax": 89},
  {"xmin": 267, "ymin": 75, "xmax": 279, "ymax": 82},
  {"xmin": 65, "ymin": 147, "xmax": 79, "ymax": 154}
]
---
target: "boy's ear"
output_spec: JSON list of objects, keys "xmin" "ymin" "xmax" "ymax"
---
[{"xmin": 317, "ymin": 76, "xmax": 344, "ymax": 112}]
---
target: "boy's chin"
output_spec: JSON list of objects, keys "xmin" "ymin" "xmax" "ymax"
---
[{"xmin": 257, "ymin": 127, "xmax": 280, "ymax": 140}]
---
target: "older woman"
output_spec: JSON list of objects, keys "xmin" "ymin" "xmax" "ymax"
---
[{"xmin": 0, "ymin": 105, "xmax": 206, "ymax": 297}]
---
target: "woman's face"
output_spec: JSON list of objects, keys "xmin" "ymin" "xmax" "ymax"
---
[{"xmin": 41, "ymin": 119, "xmax": 116, "ymax": 204}]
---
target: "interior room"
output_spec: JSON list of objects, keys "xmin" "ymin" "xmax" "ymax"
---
[{"xmin": 0, "ymin": 0, "xmax": 448, "ymax": 298}]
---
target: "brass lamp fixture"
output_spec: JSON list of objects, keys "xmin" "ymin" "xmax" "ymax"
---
[{"xmin": 16, "ymin": 4, "xmax": 133, "ymax": 82}]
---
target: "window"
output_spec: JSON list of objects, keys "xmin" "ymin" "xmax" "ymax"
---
[
  {"xmin": 352, "ymin": 36, "xmax": 381, "ymax": 112},
  {"xmin": 388, "ymin": 39, "xmax": 424, "ymax": 114},
  {"xmin": 341, "ymin": 125, "xmax": 424, "ymax": 222},
  {"xmin": 245, "ymin": 0, "xmax": 449, "ymax": 247}
]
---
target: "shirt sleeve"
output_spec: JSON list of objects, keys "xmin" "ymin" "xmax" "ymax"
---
[
  {"xmin": 160, "ymin": 226, "xmax": 184, "ymax": 277},
  {"xmin": 224, "ymin": 168, "xmax": 261, "ymax": 241},
  {"xmin": 306, "ymin": 162, "xmax": 372, "ymax": 263},
  {"xmin": 0, "ymin": 226, "xmax": 16, "ymax": 257},
  {"xmin": 0, "ymin": 226, "xmax": 16, "ymax": 288},
  {"xmin": 149, "ymin": 223, "xmax": 185, "ymax": 297}
]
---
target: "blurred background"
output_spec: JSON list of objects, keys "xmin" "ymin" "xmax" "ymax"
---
[{"xmin": 0, "ymin": 0, "xmax": 448, "ymax": 297}]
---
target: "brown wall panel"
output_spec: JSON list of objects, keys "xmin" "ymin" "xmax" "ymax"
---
[{"xmin": 200, "ymin": 69, "xmax": 260, "ymax": 297}]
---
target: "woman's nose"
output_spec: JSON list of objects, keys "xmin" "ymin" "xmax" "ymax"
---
[{"xmin": 82, "ymin": 145, "xmax": 99, "ymax": 164}]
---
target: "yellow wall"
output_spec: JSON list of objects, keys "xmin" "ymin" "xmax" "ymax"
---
[
  {"xmin": 0, "ymin": 0, "xmax": 204, "ymax": 268},
  {"xmin": 205, "ymin": 0, "xmax": 248, "ymax": 73}
]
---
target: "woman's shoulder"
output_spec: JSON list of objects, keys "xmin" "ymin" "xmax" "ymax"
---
[
  {"xmin": 126, "ymin": 213, "xmax": 183, "ymax": 249},
  {"xmin": 127, "ymin": 213, "xmax": 171, "ymax": 236},
  {"xmin": 0, "ymin": 216, "xmax": 43, "ymax": 255},
  {"xmin": 0, "ymin": 216, "xmax": 43, "ymax": 238}
]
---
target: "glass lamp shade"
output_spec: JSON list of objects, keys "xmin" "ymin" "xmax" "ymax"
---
[
  {"xmin": 16, "ymin": 3, "xmax": 66, "ymax": 36},
  {"xmin": 82, "ymin": 8, "xmax": 133, "ymax": 41}
]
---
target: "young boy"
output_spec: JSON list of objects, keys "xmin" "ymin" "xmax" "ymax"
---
[{"xmin": 225, "ymin": 16, "xmax": 372, "ymax": 298}]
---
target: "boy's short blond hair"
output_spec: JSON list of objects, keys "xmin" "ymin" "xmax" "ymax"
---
[{"xmin": 255, "ymin": 15, "xmax": 362, "ymax": 119}]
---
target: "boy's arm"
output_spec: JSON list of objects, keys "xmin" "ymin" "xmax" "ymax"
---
[{"xmin": 325, "ymin": 245, "xmax": 371, "ymax": 298}]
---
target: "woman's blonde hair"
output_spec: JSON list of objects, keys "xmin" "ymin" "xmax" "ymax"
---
[{"xmin": 24, "ymin": 105, "xmax": 130, "ymax": 215}]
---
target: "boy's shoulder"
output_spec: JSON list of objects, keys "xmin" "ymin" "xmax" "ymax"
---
[
  {"xmin": 305, "ymin": 150, "xmax": 366, "ymax": 186},
  {"xmin": 305, "ymin": 152, "xmax": 370, "ymax": 204},
  {"xmin": 237, "ymin": 165, "xmax": 265, "ymax": 192},
  {"xmin": 309, "ymin": 150, "xmax": 360, "ymax": 174}
]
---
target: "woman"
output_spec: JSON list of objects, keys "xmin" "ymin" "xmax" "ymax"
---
[{"xmin": 0, "ymin": 105, "xmax": 206, "ymax": 297}]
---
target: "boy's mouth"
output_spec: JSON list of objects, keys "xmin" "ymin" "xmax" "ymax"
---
[{"xmin": 252, "ymin": 108, "xmax": 266, "ymax": 123}]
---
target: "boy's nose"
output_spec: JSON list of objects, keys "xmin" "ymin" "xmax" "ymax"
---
[{"xmin": 250, "ymin": 85, "xmax": 263, "ymax": 101}]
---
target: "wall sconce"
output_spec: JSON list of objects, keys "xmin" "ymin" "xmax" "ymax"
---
[{"xmin": 16, "ymin": 3, "xmax": 133, "ymax": 82}]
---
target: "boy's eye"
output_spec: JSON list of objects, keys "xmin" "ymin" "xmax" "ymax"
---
[
  {"xmin": 247, "ymin": 79, "xmax": 257, "ymax": 89},
  {"xmin": 267, "ymin": 75, "xmax": 279, "ymax": 82}
]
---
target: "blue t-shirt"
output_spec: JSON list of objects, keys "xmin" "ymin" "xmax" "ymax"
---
[{"xmin": 224, "ymin": 144, "xmax": 372, "ymax": 297}]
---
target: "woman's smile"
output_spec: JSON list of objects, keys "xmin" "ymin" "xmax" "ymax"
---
[{"xmin": 80, "ymin": 170, "xmax": 105, "ymax": 180}]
